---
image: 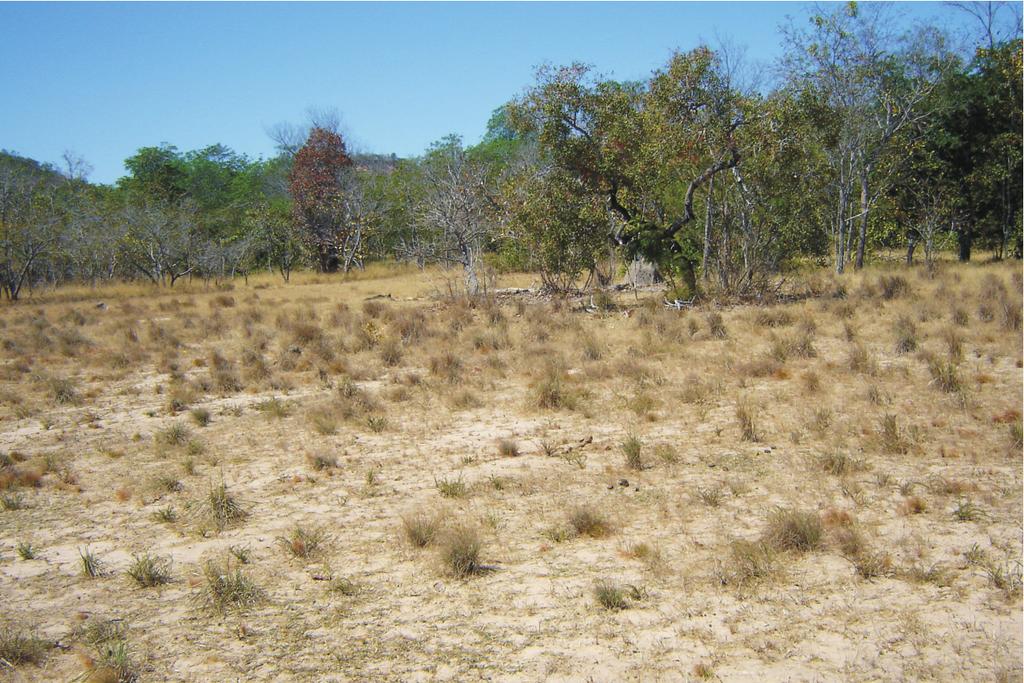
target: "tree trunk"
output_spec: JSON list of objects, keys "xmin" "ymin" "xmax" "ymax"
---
[
  {"xmin": 835, "ymin": 184, "xmax": 847, "ymax": 274},
  {"xmin": 702, "ymin": 175, "xmax": 714, "ymax": 281},
  {"xmin": 906, "ymin": 227, "xmax": 918, "ymax": 266},
  {"xmin": 855, "ymin": 170, "xmax": 869, "ymax": 270},
  {"xmin": 956, "ymin": 225, "xmax": 972, "ymax": 262}
]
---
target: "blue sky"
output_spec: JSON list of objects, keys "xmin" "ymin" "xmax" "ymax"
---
[{"xmin": 0, "ymin": 1, "xmax": 1003, "ymax": 184}]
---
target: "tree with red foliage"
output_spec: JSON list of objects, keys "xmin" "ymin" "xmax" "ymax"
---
[{"xmin": 288, "ymin": 127, "xmax": 353, "ymax": 272}]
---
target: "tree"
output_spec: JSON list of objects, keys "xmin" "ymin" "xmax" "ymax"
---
[
  {"xmin": 510, "ymin": 51, "xmax": 756, "ymax": 296},
  {"xmin": 782, "ymin": 2, "xmax": 949, "ymax": 271},
  {"xmin": 246, "ymin": 200, "xmax": 303, "ymax": 282},
  {"xmin": 119, "ymin": 144, "xmax": 188, "ymax": 203},
  {"xmin": 506, "ymin": 168, "xmax": 610, "ymax": 291},
  {"xmin": 288, "ymin": 127, "xmax": 353, "ymax": 272},
  {"xmin": 416, "ymin": 136, "xmax": 492, "ymax": 294},
  {"xmin": 117, "ymin": 202, "xmax": 199, "ymax": 286}
]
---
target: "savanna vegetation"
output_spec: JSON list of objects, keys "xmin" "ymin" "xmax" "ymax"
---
[
  {"xmin": 0, "ymin": 3, "xmax": 1021, "ymax": 682},
  {"xmin": 1, "ymin": 3, "xmax": 1021, "ymax": 302}
]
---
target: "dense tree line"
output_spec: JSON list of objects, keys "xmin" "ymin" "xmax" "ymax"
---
[{"xmin": 0, "ymin": 3, "xmax": 1019, "ymax": 300}]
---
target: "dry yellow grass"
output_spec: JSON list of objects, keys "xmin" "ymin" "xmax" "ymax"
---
[{"xmin": 0, "ymin": 261, "xmax": 1021, "ymax": 681}]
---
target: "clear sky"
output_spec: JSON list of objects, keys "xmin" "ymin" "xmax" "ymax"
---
[{"xmin": 0, "ymin": 1, "xmax": 1003, "ymax": 184}]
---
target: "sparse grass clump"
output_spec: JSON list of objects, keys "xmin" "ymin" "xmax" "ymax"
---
[
  {"xmin": 157, "ymin": 423, "xmax": 192, "ymax": 447},
  {"xmin": 927, "ymin": 356, "xmax": 962, "ymax": 394},
  {"xmin": 952, "ymin": 499, "xmax": 984, "ymax": 522},
  {"xmin": 366, "ymin": 414, "xmax": 389, "ymax": 433},
  {"xmin": 893, "ymin": 315, "xmax": 918, "ymax": 353},
  {"xmin": 1, "ymin": 491, "xmax": 26, "ymax": 510},
  {"xmin": 900, "ymin": 495, "xmax": 926, "ymax": 518},
  {"xmin": 985, "ymin": 560, "xmax": 1023, "ymax": 598},
  {"xmin": 848, "ymin": 342, "xmax": 876, "ymax": 374},
  {"xmin": 16, "ymin": 541, "xmax": 36, "ymax": 559},
  {"xmin": 620, "ymin": 433, "xmax": 643, "ymax": 470},
  {"xmin": 195, "ymin": 560, "xmax": 265, "ymax": 612},
  {"xmin": 48, "ymin": 376, "xmax": 80, "ymax": 405},
  {"xmin": 735, "ymin": 401, "xmax": 760, "ymax": 442},
  {"xmin": 189, "ymin": 407, "xmax": 211, "ymax": 427},
  {"xmin": 435, "ymin": 475, "xmax": 468, "ymax": 499},
  {"xmin": 189, "ymin": 482, "xmax": 246, "ymax": 533},
  {"xmin": 308, "ymin": 408, "xmax": 338, "ymax": 436},
  {"xmin": 568, "ymin": 505, "xmax": 612, "ymax": 539},
  {"xmin": 533, "ymin": 365, "xmax": 578, "ymax": 410},
  {"xmin": 719, "ymin": 539, "xmax": 776, "ymax": 585},
  {"xmin": 79, "ymin": 547, "xmax": 103, "ymax": 577},
  {"xmin": 402, "ymin": 509, "xmax": 443, "ymax": 548},
  {"xmin": 593, "ymin": 580, "xmax": 630, "ymax": 610},
  {"xmin": 705, "ymin": 312, "xmax": 727, "ymax": 338},
  {"xmin": 255, "ymin": 398, "xmax": 290, "ymax": 418},
  {"xmin": 439, "ymin": 525, "xmax": 484, "ymax": 578},
  {"xmin": 497, "ymin": 438, "xmax": 520, "ymax": 457},
  {"xmin": 306, "ymin": 452, "xmax": 338, "ymax": 471},
  {"xmin": 879, "ymin": 414, "xmax": 910, "ymax": 454},
  {"xmin": 696, "ymin": 485, "xmax": 723, "ymax": 507},
  {"xmin": 0, "ymin": 627, "xmax": 50, "ymax": 666},
  {"xmin": 278, "ymin": 525, "xmax": 329, "ymax": 559},
  {"xmin": 878, "ymin": 274, "xmax": 909, "ymax": 300},
  {"xmin": 429, "ymin": 350, "xmax": 463, "ymax": 382},
  {"xmin": 126, "ymin": 553, "xmax": 172, "ymax": 587},
  {"xmin": 762, "ymin": 508, "xmax": 822, "ymax": 553},
  {"xmin": 818, "ymin": 451, "xmax": 861, "ymax": 476}
]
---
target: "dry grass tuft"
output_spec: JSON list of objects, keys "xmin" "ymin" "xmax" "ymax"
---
[
  {"xmin": 126, "ymin": 553, "xmax": 172, "ymax": 587},
  {"xmin": 402, "ymin": 509, "xmax": 443, "ymax": 548},
  {"xmin": 439, "ymin": 524, "xmax": 484, "ymax": 578},
  {"xmin": 194, "ymin": 559, "xmax": 265, "ymax": 612},
  {"xmin": 0, "ymin": 627, "xmax": 51, "ymax": 667},
  {"xmin": 568, "ymin": 505, "xmax": 612, "ymax": 539},
  {"xmin": 762, "ymin": 508, "xmax": 822, "ymax": 553}
]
